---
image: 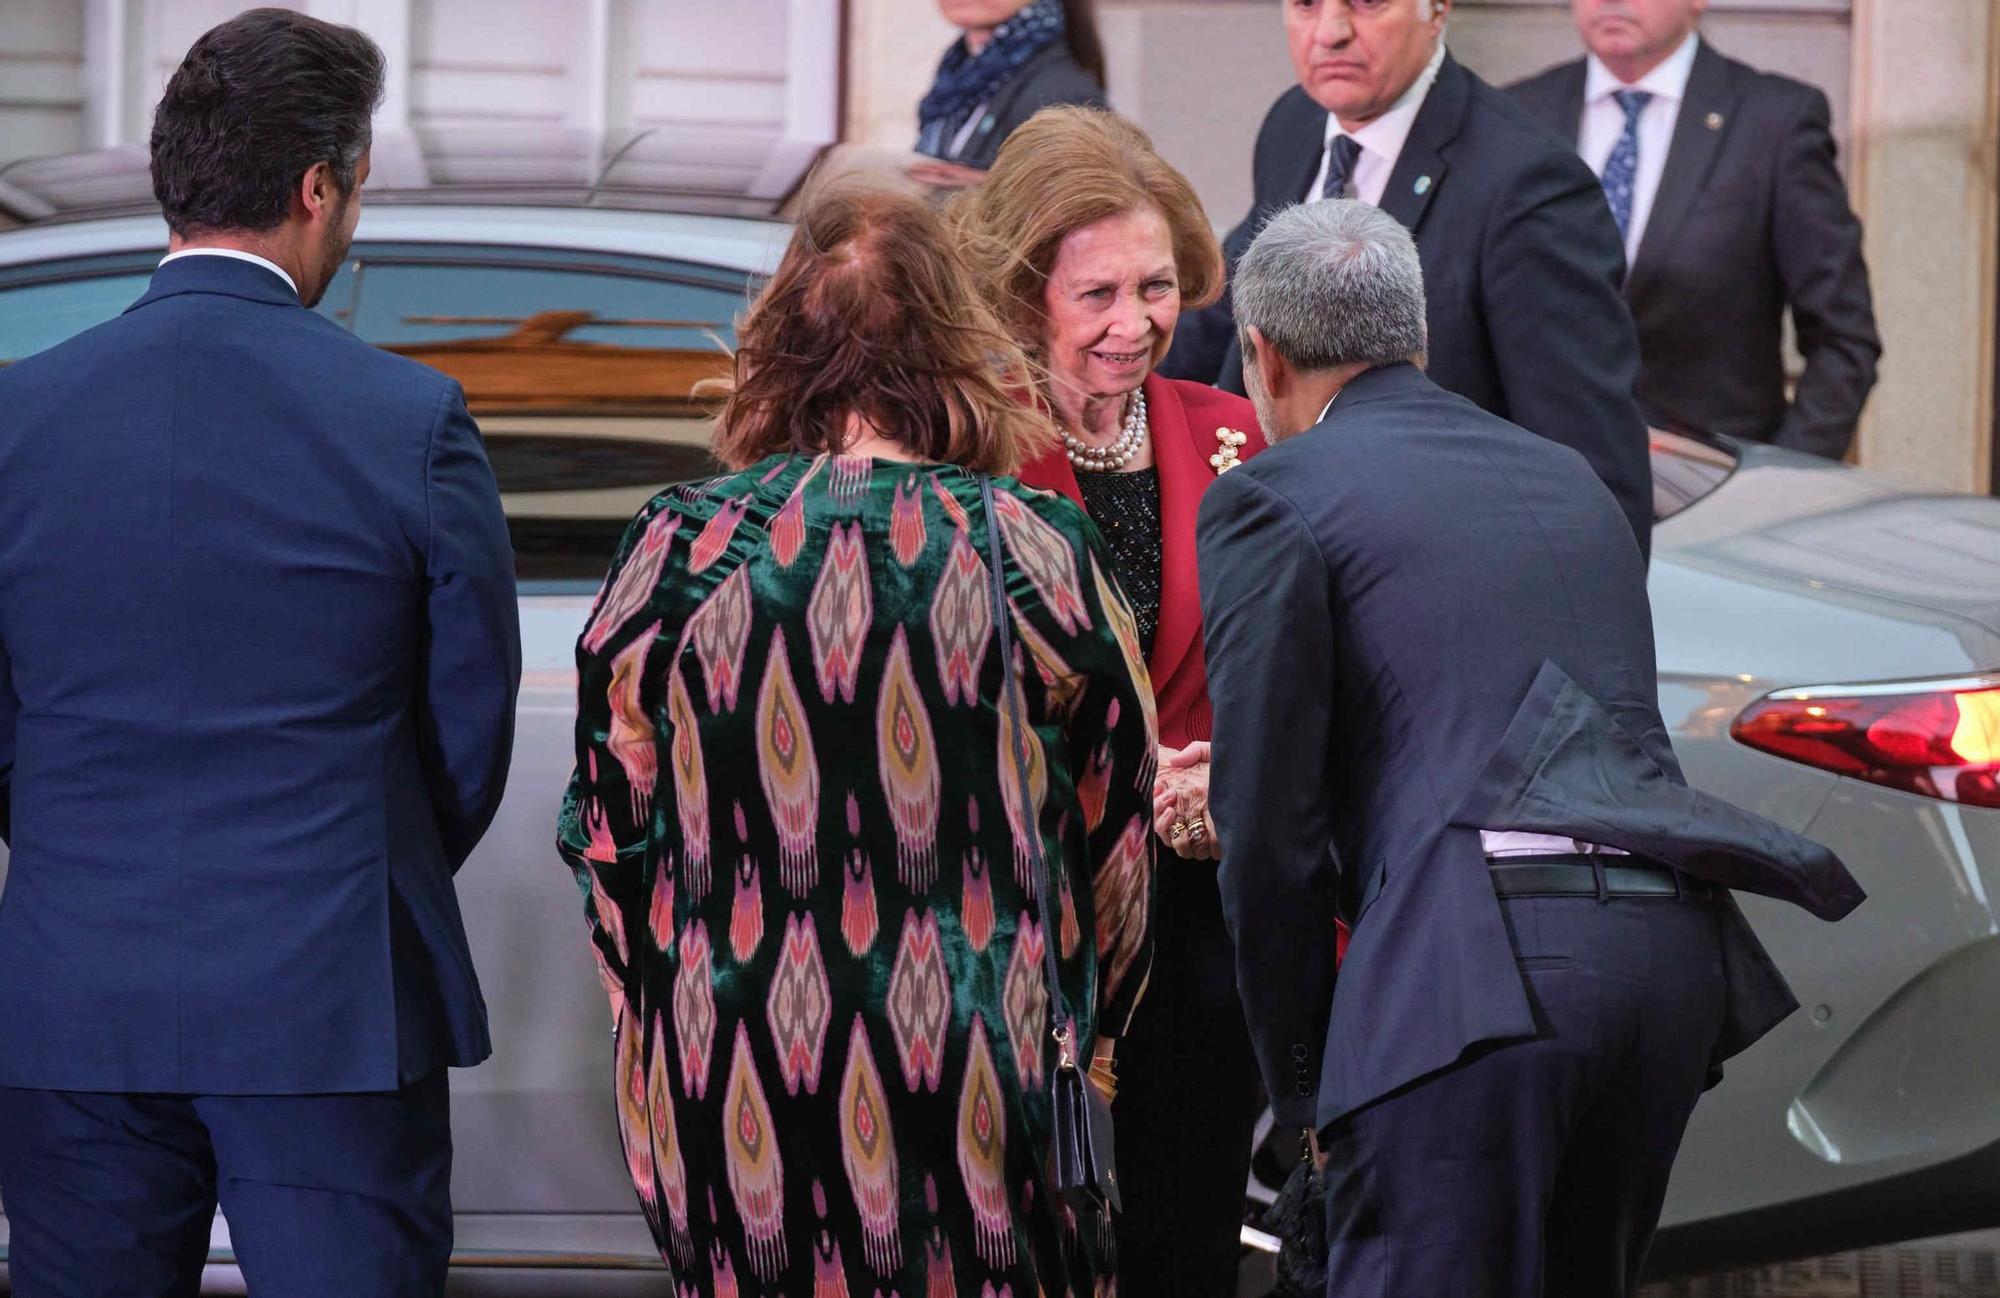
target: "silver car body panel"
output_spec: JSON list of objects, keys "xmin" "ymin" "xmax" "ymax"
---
[
  {"xmin": 0, "ymin": 205, "xmax": 790, "ymax": 277},
  {"xmin": 1645, "ymin": 445, "xmax": 2000, "ymax": 1257}
]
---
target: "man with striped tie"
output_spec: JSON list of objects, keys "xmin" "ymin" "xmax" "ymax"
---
[
  {"xmin": 1509, "ymin": 0, "xmax": 1881, "ymax": 460},
  {"xmin": 1160, "ymin": 0, "xmax": 1653, "ymax": 559}
]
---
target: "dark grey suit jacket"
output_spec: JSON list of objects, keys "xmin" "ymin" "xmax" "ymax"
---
[
  {"xmin": 1196, "ymin": 362, "xmax": 1863, "ymax": 1129},
  {"xmin": 926, "ymin": 43, "xmax": 1105, "ymax": 169},
  {"xmin": 1163, "ymin": 54, "xmax": 1654, "ymax": 560},
  {"xmin": 1509, "ymin": 41, "xmax": 1881, "ymax": 459}
]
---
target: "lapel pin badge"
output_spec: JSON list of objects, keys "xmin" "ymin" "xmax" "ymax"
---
[
  {"xmin": 1705, "ymin": 112, "xmax": 1724, "ymax": 131},
  {"xmin": 1414, "ymin": 175, "xmax": 1433, "ymax": 195}
]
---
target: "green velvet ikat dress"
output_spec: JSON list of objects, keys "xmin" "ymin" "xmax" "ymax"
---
[{"xmin": 557, "ymin": 452, "xmax": 1159, "ymax": 1296}]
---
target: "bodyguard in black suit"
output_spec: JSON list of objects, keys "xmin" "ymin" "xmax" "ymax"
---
[
  {"xmin": 1162, "ymin": 0, "xmax": 1653, "ymax": 557},
  {"xmin": 1509, "ymin": 2, "xmax": 1881, "ymax": 458},
  {"xmin": 1193, "ymin": 201, "xmax": 1863, "ymax": 1296}
]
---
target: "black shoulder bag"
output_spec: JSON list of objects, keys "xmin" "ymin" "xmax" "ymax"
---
[{"xmin": 979, "ymin": 473, "xmax": 1121, "ymax": 1215}]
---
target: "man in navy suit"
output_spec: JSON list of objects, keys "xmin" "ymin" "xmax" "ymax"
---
[
  {"xmin": 1191, "ymin": 200, "xmax": 1863, "ymax": 1296},
  {"xmin": 1508, "ymin": 0, "xmax": 1880, "ymax": 459},
  {"xmin": 0, "ymin": 10, "xmax": 520, "ymax": 1295},
  {"xmin": 1162, "ymin": 0, "xmax": 1654, "ymax": 558}
]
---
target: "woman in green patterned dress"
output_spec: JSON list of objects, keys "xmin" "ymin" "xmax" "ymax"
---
[{"xmin": 556, "ymin": 184, "xmax": 1158, "ymax": 1297}]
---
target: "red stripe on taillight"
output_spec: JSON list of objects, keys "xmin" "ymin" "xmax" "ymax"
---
[{"xmin": 1732, "ymin": 678, "xmax": 2000, "ymax": 809}]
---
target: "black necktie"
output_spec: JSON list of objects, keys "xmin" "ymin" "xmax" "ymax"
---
[{"xmin": 1320, "ymin": 135, "xmax": 1363, "ymax": 202}]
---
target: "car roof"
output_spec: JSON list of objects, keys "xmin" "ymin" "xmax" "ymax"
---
[
  {"xmin": 0, "ymin": 124, "xmax": 818, "ymax": 242},
  {"xmin": 0, "ymin": 204, "xmax": 792, "ymax": 277}
]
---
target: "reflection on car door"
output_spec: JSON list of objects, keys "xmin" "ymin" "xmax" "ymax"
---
[{"xmin": 336, "ymin": 243, "xmax": 751, "ymax": 583}]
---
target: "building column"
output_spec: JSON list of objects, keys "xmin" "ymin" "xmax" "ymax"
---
[
  {"xmin": 302, "ymin": 0, "xmax": 412, "ymax": 129},
  {"xmin": 1848, "ymin": 0, "xmax": 1999, "ymax": 494},
  {"xmin": 843, "ymin": 0, "xmax": 954, "ymax": 153}
]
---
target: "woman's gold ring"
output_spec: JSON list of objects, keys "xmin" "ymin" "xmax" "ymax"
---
[{"xmin": 1187, "ymin": 817, "xmax": 1209, "ymax": 842}]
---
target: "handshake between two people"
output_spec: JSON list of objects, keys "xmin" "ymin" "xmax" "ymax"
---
[{"xmin": 1152, "ymin": 742, "xmax": 1220, "ymax": 862}]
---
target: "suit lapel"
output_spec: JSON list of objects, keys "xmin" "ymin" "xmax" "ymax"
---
[
  {"xmin": 965, "ymin": 44, "xmax": 1062, "ymax": 163},
  {"xmin": 1018, "ymin": 436, "xmax": 1085, "ymax": 510},
  {"xmin": 1012, "ymin": 377, "xmax": 1210, "ymax": 691},
  {"xmin": 1272, "ymin": 94, "xmax": 1329, "ymax": 206},
  {"xmin": 1553, "ymin": 60, "xmax": 1586, "ymax": 145},
  {"xmin": 1140, "ymin": 373, "xmax": 1208, "ymax": 693},
  {"xmin": 1378, "ymin": 53, "xmax": 1469, "ymax": 234},
  {"xmin": 1626, "ymin": 41, "xmax": 1739, "ymax": 299}
]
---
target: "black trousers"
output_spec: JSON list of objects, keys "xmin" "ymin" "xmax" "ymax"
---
[
  {"xmin": 1116, "ymin": 867, "xmax": 1265, "ymax": 1297},
  {"xmin": 0, "ymin": 1070, "xmax": 454, "ymax": 1298},
  {"xmin": 1321, "ymin": 892, "xmax": 1728, "ymax": 1298}
]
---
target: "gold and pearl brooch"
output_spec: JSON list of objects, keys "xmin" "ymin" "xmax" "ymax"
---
[{"xmin": 1210, "ymin": 427, "xmax": 1249, "ymax": 474}]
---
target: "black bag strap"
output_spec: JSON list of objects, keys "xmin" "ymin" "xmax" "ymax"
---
[{"xmin": 978, "ymin": 473, "xmax": 1079, "ymax": 1068}]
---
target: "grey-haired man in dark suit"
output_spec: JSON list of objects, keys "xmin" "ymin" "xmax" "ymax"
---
[
  {"xmin": 1161, "ymin": 0, "xmax": 1654, "ymax": 559},
  {"xmin": 1188, "ymin": 199, "xmax": 1863, "ymax": 1297}
]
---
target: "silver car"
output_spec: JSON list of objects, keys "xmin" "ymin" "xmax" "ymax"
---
[{"xmin": 1, "ymin": 134, "xmax": 1997, "ymax": 1292}]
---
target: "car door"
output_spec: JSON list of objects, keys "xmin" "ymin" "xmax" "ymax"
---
[{"xmin": 329, "ymin": 242, "xmax": 750, "ymax": 1233}]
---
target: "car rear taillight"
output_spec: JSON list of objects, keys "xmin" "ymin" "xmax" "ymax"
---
[{"xmin": 1732, "ymin": 676, "xmax": 2000, "ymax": 809}]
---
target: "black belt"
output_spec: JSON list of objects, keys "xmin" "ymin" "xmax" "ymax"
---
[{"xmin": 1488, "ymin": 854, "xmax": 1711, "ymax": 900}]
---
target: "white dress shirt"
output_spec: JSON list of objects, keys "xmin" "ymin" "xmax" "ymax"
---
[
  {"xmin": 158, "ymin": 247, "xmax": 299, "ymax": 298},
  {"xmin": 1307, "ymin": 42, "xmax": 1448, "ymax": 206},
  {"xmin": 1482, "ymin": 831, "xmax": 1628, "ymax": 859},
  {"xmin": 1577, "ymin": 31, "xmax": 1701, "ymax": 264}
]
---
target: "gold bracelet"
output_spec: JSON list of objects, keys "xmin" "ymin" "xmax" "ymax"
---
[{"xmin": 1087, "ymin": 1056, "xmax": 1119, "ymax": 1102}]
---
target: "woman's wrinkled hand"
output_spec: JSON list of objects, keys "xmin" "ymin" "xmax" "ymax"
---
[{"xmin": 1151, "ymin": 743, "xmax": 1220, "ymax": 861}]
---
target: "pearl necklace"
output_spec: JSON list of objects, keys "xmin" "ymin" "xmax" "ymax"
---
[{"xmin": 1063, "ymin": 389, "xmax": 1148, "ymax": 472}]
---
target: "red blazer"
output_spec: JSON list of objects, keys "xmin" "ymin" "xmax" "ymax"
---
[{"xmin": 1017, "ymin": 373, "xmax": 1265, "ymax": 749}]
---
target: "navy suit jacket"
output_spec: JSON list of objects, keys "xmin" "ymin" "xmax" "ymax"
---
[
  {"xmin": 1509, "ymin": 42, "xmax": 1881, "ymax": 459},
  {"xmin": 1196, "ymin": 362, "xmax": 1863, "ymax": 1129},
  {"xmin": 0, "ymin": 255, "xmax": 521, "ymax": 1094},
  {"xmin": 1164, "ymin": 53, "xmax": 1654, "ymax": 560}
]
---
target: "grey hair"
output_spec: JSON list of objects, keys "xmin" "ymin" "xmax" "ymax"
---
[{"xmin": 1232, "ymin": 199, "xmax": 1429, "ymax": 373}]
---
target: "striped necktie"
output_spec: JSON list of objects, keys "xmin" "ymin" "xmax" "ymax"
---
[{"xmin": 1319, "ymin": 135, "xmax": 1363, "ymax": 202}]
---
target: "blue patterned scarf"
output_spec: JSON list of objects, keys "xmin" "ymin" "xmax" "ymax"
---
[{"xmin": 916, "ymin": 0, "xmax": 1067, "ymax": 157}]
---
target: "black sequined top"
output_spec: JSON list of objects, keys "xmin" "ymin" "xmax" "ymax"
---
[{"xmin": 1074, "ymin": 467, "xmax": 1162, "ymax": 657}]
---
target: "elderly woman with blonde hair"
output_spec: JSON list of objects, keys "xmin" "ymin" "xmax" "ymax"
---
[
  {"xmin": 558, "ymin": 182, "xmax": 1158, "ymax": 1295},
  {"xmin": 954, "ymin": 105, "xmax": 1271, "ymax": 1298}
]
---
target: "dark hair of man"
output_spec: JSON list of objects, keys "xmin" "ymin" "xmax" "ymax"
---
[
  {"xmin": 1061, "ymin": 0, "xmax": 1108, "ymax": 85},
  {"xmin": 150, "ymin": 8, "xmax": 385, "ymax": 238}
]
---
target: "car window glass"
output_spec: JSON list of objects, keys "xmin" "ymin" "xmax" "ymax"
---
[
  {"xmin": 1651, "ymin": 430, "xmax": 1738, "ymax": 522},
  {"xmin": 0, "ymin": 243, "xmax": 756, "ymax": 588},
  {"xmin": 0, "ymin": 272, "xmax": 152, "ymax": 365},
  {"xmin": 340, "ymin": 248, "xmax": 750, "ymax": 587},
  {"xmin": 346, "ymin": 260, "xmax": 736, "ymax": 353}
]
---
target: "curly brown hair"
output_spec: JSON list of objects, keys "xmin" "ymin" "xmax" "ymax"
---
[
  {"xmin": 951, "ymin": 105, "xmax": 1225, "ymax": 362},
  {"xmin": 709, "ymin": 181, "xmax": 1054, "ymax": 476}
]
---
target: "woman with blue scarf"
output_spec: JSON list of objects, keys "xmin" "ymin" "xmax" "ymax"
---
[{"xmin": 910, "ymin": 0, "xmax": 1106, "ymax": 187}]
